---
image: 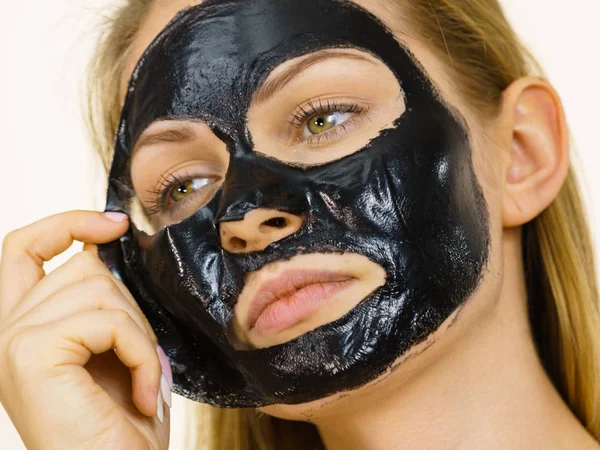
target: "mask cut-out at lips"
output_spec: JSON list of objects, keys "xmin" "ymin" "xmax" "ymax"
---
[{"xmin": 98, "ymin": 0, "xmax": 491, "ymax": 407}]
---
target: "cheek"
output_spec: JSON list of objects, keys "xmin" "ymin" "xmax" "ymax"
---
[
  {"xmin": 461, "ymin": 126, "xmax": 507, "ymax": 304},
  {"xmin": 470, "ymin": 130, "xmax": 508, "ymax": 237}
]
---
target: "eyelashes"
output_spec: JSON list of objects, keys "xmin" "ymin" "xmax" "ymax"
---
[
  {"xmin": 289, "ymin": 97, "xmax": 366, "ymax": 129},
  {"xmin": 144, "ymin": 172, "xmax": 187, "ymax": 216}
]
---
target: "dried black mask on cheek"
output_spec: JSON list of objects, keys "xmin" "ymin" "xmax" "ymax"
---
[{"xmin": 98, "ymin": 0, "xmax": 491, "ymax": 407}]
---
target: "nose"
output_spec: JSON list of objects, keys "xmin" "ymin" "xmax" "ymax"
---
[{"xmin": 219, "ymin": 208, "xmax": 304, "ymax": 253}]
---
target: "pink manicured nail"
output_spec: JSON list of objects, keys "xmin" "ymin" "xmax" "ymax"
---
[
  {"xmin": 157, "ymin": 345, "xmax": 173, "ymax": 389},
  {"xmin": 157, "ymin": 390, "xmax": 164, "ymax": 423},
  {"xmin": 104, "ymin": 211, "xmax": 128, "ymax": 223},
  {"xmin": 161, "ymin": 374, "xmax": 172, "ymax": 408}
]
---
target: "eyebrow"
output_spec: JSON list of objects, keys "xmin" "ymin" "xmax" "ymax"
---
[
  {"xmin": 133, "ymin": 122, "xmax": 198, "ymax": 154},
  {"xmin": 252, "ymin": 51, "xmax": 378, "ymax": 104}
]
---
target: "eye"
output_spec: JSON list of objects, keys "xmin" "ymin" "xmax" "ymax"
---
[
  {"xmin": 168, "ymin": 177, "xmax": 215, "ymax": 204},
  {"xmin": 289, "ymin": 99, "xmax": 367, "ymax": 144},
  {"xmin": 303, "ymin": 111, "xmax": 354, "ymax": 138}
]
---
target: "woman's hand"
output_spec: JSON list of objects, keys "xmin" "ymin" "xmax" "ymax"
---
[{"xmin": 0, "ymin": 211, "xmax": 171, "ymax": 450}]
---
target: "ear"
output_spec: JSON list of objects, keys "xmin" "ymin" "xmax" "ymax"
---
[{"xmin": 500, "ymin": 77, "xmax": 570, "ymax": 228}]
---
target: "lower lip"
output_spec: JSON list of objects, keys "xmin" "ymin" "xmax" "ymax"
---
[{"xmin": 250, "ymin": 279, "xmax": 355, "ymax": 337}]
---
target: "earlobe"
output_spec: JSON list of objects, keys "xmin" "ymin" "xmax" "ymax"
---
[{"xmin": 502, "ymin": 77, "xmax": 570, "ymax": 228}]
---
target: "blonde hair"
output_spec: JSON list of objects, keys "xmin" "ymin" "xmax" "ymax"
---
[{"xmin": 86, "ymin": 1, "xmax": 600, "ymax": 448}]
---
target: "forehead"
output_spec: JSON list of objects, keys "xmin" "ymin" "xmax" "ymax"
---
[
  {"xmin": 121, "ymin": 0, "xmax": 401, "ymax": 96},
  {"xmin": 120, "ymin": 0, "xmax": 421, "ymax": 151}
]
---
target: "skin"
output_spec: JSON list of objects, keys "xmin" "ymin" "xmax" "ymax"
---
[{"xmin": 0, "ymin": 0, "xmax": 598, "ymax": 449}]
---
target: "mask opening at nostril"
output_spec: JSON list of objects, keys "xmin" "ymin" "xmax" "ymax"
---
[{"xmin": 263, "ymin": 217, "xmax": 288, "ymax": 229}]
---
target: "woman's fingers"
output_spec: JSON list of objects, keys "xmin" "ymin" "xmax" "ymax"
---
[
  {"xmin": 0, "ymin": 211, "xmax": 171, "ymax": 449},
  {"xmin": 5, "ymin": 309, "xmax": 162, "ymax": 418},
  {"xmin": 0, "ymin": 210, "xmax": 128, "ymax": 319},
  {"xmin": 10, "ymin": 274, "xmax": 157, "ymax": 347},
  {"xmin": 5, "ymin": 251, "xmax": 106, "ymax": 322},
  {"xmin": 5, "ymin": 251, "xmax": 155, "ymax": 341}
]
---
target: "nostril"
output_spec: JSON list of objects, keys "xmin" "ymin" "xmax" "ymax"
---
[
  {"xmin": 220, "ymin": 210, "xmax": 303, "ymax": 253},
  {"xmin": 263, "ymin": 217, "xmax": 288, "ymax": 229},
  {"xmin": 230, "ymin": 237, "xmax": 247, "ymax": 251}
]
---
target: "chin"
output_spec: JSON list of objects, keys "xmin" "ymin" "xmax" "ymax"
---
[{"xmin": 257, "ymin": 270, "xmax": 501, "ymax": 423}]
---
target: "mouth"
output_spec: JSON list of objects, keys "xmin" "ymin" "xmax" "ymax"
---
[
  {"xmin": 248, "ymin": 269, "xmax": 356, "ymax": 334},
  {"xmin": 232, "ymin": 253, "xmax": 386, "ymax": 349}
]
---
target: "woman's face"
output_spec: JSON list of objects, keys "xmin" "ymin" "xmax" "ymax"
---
[{"xmin": 117, "ymin": 0, "xmax": 508, "ymax": 418}]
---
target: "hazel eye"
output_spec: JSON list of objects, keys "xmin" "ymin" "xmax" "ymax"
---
[
  {"xmin": 303, "ymin": 111, "xmax": 354, "ymax": 138},
  {"xmin": 168, "ymin": 177, "xmax": 214, "ymax": 203}
]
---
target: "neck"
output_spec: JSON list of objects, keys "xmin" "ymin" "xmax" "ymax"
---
[{"xmin": 314, "ymin": 230, "xmax": 595, "ymax": 450}]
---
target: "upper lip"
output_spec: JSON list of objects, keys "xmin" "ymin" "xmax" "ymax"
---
[{"xmin": 245, "ymin": 269, "xmax": 355, "ymax": 330}]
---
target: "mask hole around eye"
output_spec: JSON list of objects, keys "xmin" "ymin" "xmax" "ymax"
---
[
  {"xmin": 246, "ymin": 49, "xmax": 405, "ymax": 166},
  {"xmin": 129, "ymin": 121, "xmax": 230, "ymax": 234}
]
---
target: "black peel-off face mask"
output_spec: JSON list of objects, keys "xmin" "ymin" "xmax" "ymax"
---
[{"xmin": 98, "ymin": 0, "xmax": 491, "ymax": 407}]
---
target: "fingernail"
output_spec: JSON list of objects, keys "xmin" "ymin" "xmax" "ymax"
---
[
  {"xmin": 157, "ymin": 389, "xmax": 164, "ymax": 423},
  {"xmin": 161, "ymin": 374, "xmax": 172, "ymax": 408},
  {"xmin": 103, "ymin": 211, "xmax": 128, "ymax": 223},
  {"xmin": 156, "ymin": 345, "xmax": 173, "ymax": 389}
]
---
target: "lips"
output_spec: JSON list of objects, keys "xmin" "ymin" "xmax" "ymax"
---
[
  {"xmin": 231, "ymin": 252, "xmax": 386, "ymax": 348},
  {"xmin": 246, "ymin": 270, "xmax": 355, "ymax": 334}
]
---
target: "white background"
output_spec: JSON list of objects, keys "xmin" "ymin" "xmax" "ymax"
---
[{"xmin": 0, "ymin": 1, "xmax": 598, "ymax": 448}]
